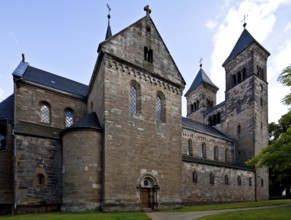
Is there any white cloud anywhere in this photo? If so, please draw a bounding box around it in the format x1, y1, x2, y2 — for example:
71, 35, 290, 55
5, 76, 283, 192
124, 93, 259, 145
207, 0, 291, 122
285, 22, 291, 32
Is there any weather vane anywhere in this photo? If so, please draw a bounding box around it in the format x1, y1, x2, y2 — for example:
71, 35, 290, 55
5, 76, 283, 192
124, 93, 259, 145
107, 4, 111, 19
199, 57, 203, 68
241, 14, 248, 28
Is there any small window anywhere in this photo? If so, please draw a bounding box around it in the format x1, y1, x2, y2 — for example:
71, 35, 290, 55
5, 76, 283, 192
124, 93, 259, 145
156, 96, 162, 121
237, 176, 241, 186
210, 173, 215, 185
36, 174, 45, 186
237, 125, 241, 134
225, 175, 229, 185
192, 171, 198, 184
217, 112, 221, 124
242, 68, 246, 80
214, 146, 218, 161
130, 86, 137, 114
249, 177, 252, 186
0, 122, 7, 151
65, 109, 74, 127
260, 97, 263, 107
237, 71, 241, 83
144, 46, 153, 63
188, 139, 193, 156
203, 144, 207, 157
232, 75, 237, 86
261, 179, 264, 187
40, 102, 50, 124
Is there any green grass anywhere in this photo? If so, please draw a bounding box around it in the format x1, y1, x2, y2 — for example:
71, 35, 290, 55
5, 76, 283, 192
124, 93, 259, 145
196, 206, 291, 220
168, 199, 291, 212
0, 212, 150, 220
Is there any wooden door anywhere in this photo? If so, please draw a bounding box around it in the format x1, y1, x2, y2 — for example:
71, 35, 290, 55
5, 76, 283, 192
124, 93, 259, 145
141, 188, 151, 208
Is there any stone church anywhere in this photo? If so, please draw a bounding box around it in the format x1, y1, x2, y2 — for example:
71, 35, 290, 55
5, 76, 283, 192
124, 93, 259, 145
0, 6, 270, 213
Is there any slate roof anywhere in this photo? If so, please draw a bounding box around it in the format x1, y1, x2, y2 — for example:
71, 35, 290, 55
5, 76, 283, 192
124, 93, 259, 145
67, 112, 103, 130
184, 68, 218, 97
14, 63, 88, 98
0, 94, 14, 121
223, 29, 270, 66
182, 117, 232, 141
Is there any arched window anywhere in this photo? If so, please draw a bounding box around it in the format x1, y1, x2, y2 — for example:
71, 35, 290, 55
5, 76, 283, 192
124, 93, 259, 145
237, 71, 241, 83
249, 177, 252, 186
194, 103, 197, 111
208, 117, 213, 126
65, 108, 74, 127
156, 92, 166, 122
213, 115, 217, 126
217, 112, 221, 123
40, 102, 50, 124
214, 146, 218, 161
36, 173, 45, 186
242, 68, 246, 80
192, 171, 198, 184
232, 75, 237, 86
188, 139, 193, 156
237, 176, 241, 186
225, 175, 229, 185
225, 148, 229, 162
144, 46, 148, 61
210, 173, 215, 185
237, 125, 241, 134
261, 178, 264, 187
202, 143, 206, 159
130, 86, 137, 114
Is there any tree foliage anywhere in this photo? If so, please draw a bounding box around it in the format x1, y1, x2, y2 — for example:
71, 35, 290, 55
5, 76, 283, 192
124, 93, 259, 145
278, 64, 291, 105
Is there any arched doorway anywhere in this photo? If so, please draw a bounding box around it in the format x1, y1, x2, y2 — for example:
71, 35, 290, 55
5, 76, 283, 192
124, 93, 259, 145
139, 175, 159, 210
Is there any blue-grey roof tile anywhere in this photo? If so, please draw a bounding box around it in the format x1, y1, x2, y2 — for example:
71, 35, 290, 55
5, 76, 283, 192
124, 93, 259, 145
223, 29, 270, 66
184, 68, 218, 97
69, 112, 103, 130
22, 65, 88, 98
182, 117, 232, 141
0, 94, 14, 121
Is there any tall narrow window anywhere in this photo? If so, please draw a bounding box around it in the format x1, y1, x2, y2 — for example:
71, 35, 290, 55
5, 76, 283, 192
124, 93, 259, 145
65, 108, 74, 127
237, 176, 241, 186
40, 102, 50, 124
156, 96, 162, 121
155, 92, 166, 122
188, 139, 193, 156
214, 146, 218, 161
130, 86, 137, 114
36, 173, 45, 186
261, 179, 264, 187
225, 175, 229, 185
210, 173, 215, 185
202, 143, 206, 159
192, 171, 198, 184
249, 177, 252, 186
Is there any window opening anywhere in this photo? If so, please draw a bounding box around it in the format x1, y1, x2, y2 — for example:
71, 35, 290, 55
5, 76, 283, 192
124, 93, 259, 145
130, 86, 137, 114
225, 175, 229, 185
65, 109, 74, 127
210, 173, 215, 185
40, 103, 50, 124
192, 171, 198, 184
202, 143, 206, 159
156, 96, 162, 121
214, 146, 218, 161
237, 176, 241, 186
188, 139, 193, 156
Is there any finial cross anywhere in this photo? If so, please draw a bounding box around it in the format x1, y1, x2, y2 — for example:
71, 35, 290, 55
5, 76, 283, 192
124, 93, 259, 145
199, 57, 203, 68
144, 5, 151, 16
241, 14, 248, 28
107, 4, 111, 18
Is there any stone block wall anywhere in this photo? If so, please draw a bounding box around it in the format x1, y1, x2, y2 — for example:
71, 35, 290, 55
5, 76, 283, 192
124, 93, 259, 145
182, 161, 255, 203
14, 135, 62, 211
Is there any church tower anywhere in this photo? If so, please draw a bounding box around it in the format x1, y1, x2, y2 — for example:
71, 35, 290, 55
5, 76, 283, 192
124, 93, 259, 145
223, 23, 270, 200
185, 64, 218, 123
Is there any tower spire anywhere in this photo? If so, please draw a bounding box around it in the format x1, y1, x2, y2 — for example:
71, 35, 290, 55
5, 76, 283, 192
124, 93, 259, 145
105, 4, 112, 40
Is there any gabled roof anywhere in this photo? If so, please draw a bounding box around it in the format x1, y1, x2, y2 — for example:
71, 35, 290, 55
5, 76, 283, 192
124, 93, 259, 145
13, 63, 88, 98
182, 117, 232, 141
223, 29, 270, 66
184, 67, 218, 97
0, 94, 14, 121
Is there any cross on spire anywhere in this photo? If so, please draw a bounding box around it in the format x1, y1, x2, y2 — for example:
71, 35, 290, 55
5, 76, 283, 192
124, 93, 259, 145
107, 4, 111, 20
144, 5, 151, 16
241, 14, 248, 28
199, 57, 203, 68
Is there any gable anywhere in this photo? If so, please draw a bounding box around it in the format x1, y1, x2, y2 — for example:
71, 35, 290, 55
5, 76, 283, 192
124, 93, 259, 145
98, 15, 186, 89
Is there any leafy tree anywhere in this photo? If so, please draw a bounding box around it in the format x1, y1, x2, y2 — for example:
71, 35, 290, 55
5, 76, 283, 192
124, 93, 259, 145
247, 65, 291, 198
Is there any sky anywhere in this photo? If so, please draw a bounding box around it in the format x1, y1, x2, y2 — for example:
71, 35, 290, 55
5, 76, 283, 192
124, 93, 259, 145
1, 0, 291, 123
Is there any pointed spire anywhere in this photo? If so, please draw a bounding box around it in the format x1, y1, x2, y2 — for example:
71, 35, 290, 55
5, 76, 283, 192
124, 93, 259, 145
105, 4, 112, 40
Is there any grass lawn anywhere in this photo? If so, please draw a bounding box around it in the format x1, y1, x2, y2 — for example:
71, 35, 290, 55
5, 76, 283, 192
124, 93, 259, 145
0, 212, 150, 220
196, 206, 291, 220
168, 199, 291, 212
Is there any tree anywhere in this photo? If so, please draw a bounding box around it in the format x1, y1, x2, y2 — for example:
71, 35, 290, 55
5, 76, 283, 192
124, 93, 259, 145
247, 65, 291, 198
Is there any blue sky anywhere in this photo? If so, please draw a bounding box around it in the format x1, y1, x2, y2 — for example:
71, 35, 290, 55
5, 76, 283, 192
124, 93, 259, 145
1, 0, 291, 123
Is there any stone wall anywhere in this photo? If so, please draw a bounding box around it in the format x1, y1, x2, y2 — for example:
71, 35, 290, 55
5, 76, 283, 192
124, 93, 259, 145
62, 129, 103, 211
15, 82, 86, 128
0, 122, 14, 212
14, 135, 62, 211
182, 161, 255, 203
